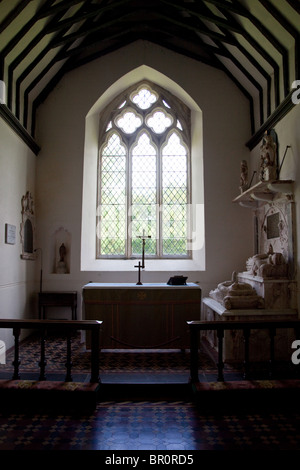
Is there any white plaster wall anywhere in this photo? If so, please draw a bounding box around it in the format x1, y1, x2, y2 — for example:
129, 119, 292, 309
35, 41, 253, 318
0, 119, 37, 350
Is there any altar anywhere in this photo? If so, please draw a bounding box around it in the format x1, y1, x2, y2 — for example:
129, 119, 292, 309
82, 283, 201, 349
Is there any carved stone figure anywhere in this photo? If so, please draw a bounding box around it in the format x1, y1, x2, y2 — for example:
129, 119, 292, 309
59, 243, 66, 262
21, 191, 34, 214
239, 159, 248, 193
209, 271, 264, 309
56, 243, 67, 274
246, 244, 288, 278
20, 191, 36, 260
259, 132, 277, 181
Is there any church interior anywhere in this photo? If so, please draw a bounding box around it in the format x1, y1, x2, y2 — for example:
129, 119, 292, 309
1, 0, 300, 454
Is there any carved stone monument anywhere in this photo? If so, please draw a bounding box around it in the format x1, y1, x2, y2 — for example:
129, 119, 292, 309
203, 154, 297, 362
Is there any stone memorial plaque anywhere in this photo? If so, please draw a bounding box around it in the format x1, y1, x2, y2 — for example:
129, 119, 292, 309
5, 224, 16, 245
267, 212, 280, 239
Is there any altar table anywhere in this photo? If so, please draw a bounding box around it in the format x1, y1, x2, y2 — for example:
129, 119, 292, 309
82, 283, 201, 349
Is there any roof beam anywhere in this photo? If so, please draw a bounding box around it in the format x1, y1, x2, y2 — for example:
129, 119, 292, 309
50, 11, 134, 48
0, 0, 33, 34
159, 0, 245, 34
21, 6, 100, 128
1, 0, 55, 57
259, 0, 300, 80
224, 31, 272, 117
0, 0, 51, 78
0, 0, 55, 109
55, 28, 136, 61
50, 7, 239, 50
0, 0, 295, 143
12, 1, 92, 119
151, 12, 237, 46
285, 0, 300, 14
37, 0, 85, 18
230, 0, 290, 97
216, 6, 280, 111
204, 0, 249, 16
191, 2, 265, 126
46, 0, 133, 33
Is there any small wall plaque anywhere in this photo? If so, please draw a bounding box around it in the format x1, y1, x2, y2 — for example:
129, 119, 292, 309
5, 224, 16, 245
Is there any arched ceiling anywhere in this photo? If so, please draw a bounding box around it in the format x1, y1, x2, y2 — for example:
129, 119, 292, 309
0, 0, 299, 154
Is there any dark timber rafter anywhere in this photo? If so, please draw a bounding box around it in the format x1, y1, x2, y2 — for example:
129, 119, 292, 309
259, 0, 300, 81
0, 0, 32, 35
0, 0, 55, 66
0, 0, 298, 153
286, 0, 300, 14
46, 0, 133, 33
160, 0, 245, 34
232, 0, 290, 98
217, 7, 280, 110
9, 3, 89, 114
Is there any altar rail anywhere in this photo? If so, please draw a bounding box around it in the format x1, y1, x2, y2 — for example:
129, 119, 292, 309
0, 319, 102, 383
187, 319, 300, 383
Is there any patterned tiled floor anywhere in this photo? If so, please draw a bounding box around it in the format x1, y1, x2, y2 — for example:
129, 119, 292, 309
1, 332, 300, 452
0, 398, 300, 451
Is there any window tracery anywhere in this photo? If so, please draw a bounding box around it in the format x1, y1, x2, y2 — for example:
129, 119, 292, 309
97, 81, 191, 259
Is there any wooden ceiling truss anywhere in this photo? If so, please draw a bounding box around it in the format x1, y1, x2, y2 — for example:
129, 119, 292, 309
0, 0, 299, 154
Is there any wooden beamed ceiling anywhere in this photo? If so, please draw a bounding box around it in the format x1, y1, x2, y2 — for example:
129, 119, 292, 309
0, 0, 299, 153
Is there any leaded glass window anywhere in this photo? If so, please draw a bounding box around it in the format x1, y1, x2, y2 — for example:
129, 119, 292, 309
97, 81, 191, 259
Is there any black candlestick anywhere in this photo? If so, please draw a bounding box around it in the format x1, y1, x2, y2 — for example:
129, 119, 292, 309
135, 261, 143, 285
137, 229, 151, 268
135, 231, 151, 285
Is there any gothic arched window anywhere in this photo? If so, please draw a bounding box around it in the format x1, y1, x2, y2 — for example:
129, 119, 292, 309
96, 81, 191, 259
